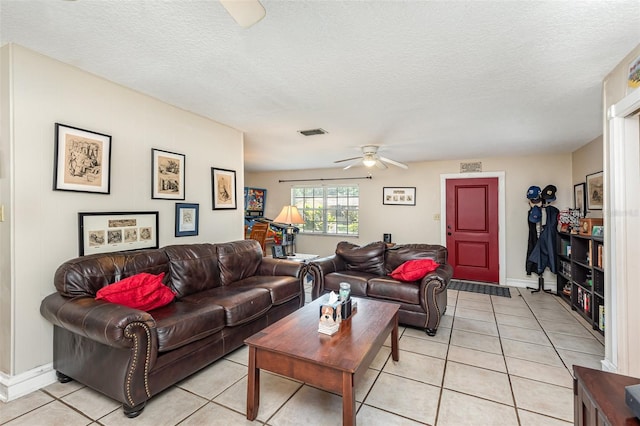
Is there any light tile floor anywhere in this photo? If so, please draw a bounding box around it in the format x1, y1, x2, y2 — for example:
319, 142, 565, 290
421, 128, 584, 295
1, 285, 605, 425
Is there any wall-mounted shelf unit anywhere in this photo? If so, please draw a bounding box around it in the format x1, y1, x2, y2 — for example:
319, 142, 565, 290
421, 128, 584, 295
557, 232, 604, 333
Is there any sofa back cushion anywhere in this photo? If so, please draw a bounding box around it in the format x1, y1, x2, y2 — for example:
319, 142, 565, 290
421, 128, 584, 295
385, 244, 447, 275
335, 241, 386, 276
54, 249, 170, 297
163, 244, 221, 298
217, 240, 263, 286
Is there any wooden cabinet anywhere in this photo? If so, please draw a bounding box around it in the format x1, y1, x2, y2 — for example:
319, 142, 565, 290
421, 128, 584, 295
557, 232, 604, 333
573, 365, 640, 426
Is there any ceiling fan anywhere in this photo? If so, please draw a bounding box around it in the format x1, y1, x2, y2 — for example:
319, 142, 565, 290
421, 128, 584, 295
334, 145, 409, 170
220, 0, 266, 28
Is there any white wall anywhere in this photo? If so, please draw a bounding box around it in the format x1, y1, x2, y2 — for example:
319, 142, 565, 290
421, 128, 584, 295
246, 152, 572, 286
0, 44, 245, 386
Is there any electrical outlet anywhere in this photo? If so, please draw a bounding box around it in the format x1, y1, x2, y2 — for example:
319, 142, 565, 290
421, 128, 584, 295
433, 213, 441, 221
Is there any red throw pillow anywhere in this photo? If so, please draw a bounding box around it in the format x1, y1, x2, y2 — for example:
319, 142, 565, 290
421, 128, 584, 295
95, 272, 175, 311
389, 259, 439, 282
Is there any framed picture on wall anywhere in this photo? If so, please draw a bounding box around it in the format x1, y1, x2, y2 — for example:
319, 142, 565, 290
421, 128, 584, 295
586, 171, 604, 211
54, 123, 112, 194
383, 187, 416, 206
573, 182, 586, 217
152, 149, 185, 200
211, 167, 237, 209
175, 203, 199, 237
78, 211, 158, 256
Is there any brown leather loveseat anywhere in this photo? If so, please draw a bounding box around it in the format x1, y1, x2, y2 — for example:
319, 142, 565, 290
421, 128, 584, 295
40, 239, 305, 418
307, 241, 452, 336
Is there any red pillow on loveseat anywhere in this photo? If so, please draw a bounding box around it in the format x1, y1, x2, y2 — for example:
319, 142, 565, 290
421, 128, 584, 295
95, 272, 175, 311
389, 259, 440, 282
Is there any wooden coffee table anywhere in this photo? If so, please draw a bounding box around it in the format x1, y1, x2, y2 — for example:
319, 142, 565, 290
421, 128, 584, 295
245, 297, 400, 425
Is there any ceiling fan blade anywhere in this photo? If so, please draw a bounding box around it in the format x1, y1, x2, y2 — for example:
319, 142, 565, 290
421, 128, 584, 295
334, 156, 363, 164
343, 159, 362, 170
375, 160, 388, 169
220, 0, 266, 28
379, 156, 409, 169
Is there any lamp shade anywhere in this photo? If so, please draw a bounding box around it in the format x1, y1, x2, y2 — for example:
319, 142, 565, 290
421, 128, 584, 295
273, 205, 304, 224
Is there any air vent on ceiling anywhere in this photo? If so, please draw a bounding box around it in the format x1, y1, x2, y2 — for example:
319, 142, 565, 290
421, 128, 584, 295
298, 128, 328, 136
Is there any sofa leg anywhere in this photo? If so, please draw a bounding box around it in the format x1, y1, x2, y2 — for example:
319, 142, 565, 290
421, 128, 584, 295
123, 402, 146, 418
55, 371, 73, 383
425, 328, 437, 337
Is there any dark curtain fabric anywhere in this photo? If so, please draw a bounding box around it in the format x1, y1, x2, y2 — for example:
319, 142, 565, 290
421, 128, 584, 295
526, 209, 539, 275
527, 205, 559, 274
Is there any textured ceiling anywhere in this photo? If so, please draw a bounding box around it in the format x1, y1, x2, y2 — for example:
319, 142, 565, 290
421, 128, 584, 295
2, 1, 640, 172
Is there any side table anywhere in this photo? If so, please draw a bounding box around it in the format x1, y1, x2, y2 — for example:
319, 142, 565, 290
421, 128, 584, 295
573, 365, 640, 425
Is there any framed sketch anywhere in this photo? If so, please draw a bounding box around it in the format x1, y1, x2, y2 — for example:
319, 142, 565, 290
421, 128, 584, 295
211, 167, 237, 209
383, 187, 416, 206
586, 171, 604, 211
175, 203, 199, 237
152, 149, 185, 200
78, 211, 159, 256
54, 123, 112, 194
573, 182, 586, 217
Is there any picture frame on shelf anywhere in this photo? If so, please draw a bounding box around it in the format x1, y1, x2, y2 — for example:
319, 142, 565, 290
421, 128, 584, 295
586, 171, 604, 211
175, 203, 199, 237
152, 149, 185, 200
573, 182, 586, 217
78, 211, 159, 256
383, 187, 416, 206
211, 167, 237, 209
592, 225, 604, 237
54, 123, 112, 194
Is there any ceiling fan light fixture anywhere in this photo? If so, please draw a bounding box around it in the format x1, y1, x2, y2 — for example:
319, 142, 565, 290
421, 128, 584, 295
362, 155, 377, 167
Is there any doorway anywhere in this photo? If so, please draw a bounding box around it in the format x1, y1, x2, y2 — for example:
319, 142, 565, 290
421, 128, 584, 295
440, 172, 506, 285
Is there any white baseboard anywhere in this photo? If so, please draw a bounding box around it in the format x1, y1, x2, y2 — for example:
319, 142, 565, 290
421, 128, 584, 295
601, 358, 617, 372
0, 364, 57, 403
506, 277, 557, 293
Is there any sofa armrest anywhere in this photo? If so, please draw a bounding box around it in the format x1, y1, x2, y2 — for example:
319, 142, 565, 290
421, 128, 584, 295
419, 263, 453, 334
257, 257, 305, 277
40, 292, 157, 349
307, 255, 346, 300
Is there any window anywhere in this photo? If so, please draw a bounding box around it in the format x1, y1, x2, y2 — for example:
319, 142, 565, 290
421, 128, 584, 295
291, 185, 359, 235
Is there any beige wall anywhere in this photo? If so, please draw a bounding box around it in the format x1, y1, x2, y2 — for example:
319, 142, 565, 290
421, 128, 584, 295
0, 45, 245, 383
572, 135, 604, 219
247, 153, 572, 285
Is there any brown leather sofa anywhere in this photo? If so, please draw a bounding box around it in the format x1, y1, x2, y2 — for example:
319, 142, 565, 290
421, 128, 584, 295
307, 241, 453, 336
40, 240, 305, 418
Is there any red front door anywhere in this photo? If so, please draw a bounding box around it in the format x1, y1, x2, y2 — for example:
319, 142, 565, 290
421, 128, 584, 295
446, 177, 499, 283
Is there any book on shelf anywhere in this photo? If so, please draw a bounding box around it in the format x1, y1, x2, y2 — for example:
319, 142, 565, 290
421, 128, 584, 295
599, 305, 605, 331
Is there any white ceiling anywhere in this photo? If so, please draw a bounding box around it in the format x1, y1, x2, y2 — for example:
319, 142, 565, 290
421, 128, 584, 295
2, 1, 640, 172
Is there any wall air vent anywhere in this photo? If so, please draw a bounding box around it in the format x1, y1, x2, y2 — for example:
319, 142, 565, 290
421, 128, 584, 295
297, 128, 328, 136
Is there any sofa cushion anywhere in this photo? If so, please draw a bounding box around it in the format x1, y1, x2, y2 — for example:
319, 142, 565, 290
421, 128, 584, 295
324, 271, 372, 297
151, 301, 226, 352
385, 244, 447, 274
181, 286, 272, 326
335, 241, 386, 275
95, 272, 176, 311
216, 240, 263, 286
368, 277, 420, 305
163, 244, 221, 298
232, 275, 301, 305
389, 259, 439, 282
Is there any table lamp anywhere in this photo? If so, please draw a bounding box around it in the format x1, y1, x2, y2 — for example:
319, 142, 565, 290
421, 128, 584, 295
273, 205, 304, 256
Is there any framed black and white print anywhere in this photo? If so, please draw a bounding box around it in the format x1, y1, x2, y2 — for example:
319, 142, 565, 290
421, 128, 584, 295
54, 123, 112, 194
573, 182, 586, 218
383, 187, 416, 206
586, 171, 604, 211
152, 149, 185, 200
78, 211, 158, 256
175, 203, 199, 237
211, 167, 237, 209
